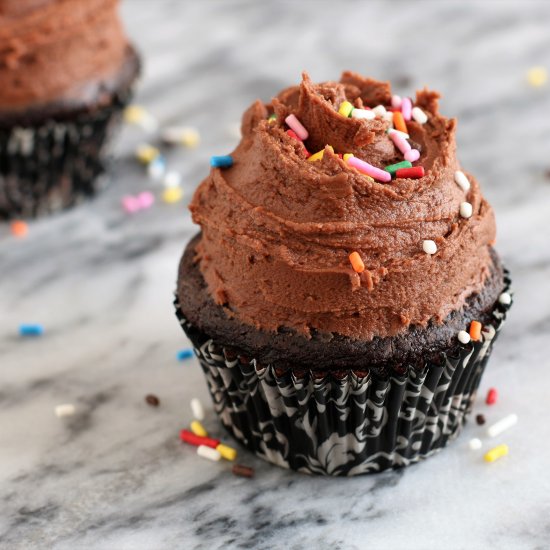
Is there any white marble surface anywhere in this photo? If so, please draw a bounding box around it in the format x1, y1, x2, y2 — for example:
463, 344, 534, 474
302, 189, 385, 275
2, 2, 550, 549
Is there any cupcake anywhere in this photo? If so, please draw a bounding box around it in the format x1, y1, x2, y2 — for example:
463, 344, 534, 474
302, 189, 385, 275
0, 0, 140, 219
175, 72, 513, 476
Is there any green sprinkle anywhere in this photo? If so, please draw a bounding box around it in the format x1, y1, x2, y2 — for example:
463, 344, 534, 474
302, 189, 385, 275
384, 160, 412, 177
268, 113, 277, 122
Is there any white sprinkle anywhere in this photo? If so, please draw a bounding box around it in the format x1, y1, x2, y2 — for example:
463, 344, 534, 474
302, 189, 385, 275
190, 398, 205, 421
488, 414, 518, 438
372, 105, 387, 117
147, 157, 166, 181
458, 330, 471, 344
161, 126, 200, 148
163, 171, 181, 188
391, 95, 402, 109
382, 111, 394, 123
387, 128, 410, 139
197, 445, 221, 462
411, 106, 428, 124
351, 108, 376, 121
460, 202, 473, 218
454, 170, 471, 192
469, 438, 482, 451
498, 292, 512, 306
55, 404, 76, 418
422, 240, 437, 255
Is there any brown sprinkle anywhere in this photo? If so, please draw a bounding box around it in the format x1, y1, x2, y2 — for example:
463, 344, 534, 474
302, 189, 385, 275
232, 464, 255, 478
145, 394, 160, 407
476, 414, 486, 426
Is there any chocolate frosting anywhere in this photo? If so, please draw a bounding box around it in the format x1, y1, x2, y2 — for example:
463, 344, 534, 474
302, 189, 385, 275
189, 72, 497, 341
0, 0, 131, 111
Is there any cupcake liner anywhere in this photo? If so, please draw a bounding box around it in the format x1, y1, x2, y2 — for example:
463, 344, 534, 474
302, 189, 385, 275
175, 273, 512, 476
0, 75, 137, 219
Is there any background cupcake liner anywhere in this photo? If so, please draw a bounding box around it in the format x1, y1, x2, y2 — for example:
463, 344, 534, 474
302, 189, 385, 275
0, 80, 136, 220
175, 274, 512, 476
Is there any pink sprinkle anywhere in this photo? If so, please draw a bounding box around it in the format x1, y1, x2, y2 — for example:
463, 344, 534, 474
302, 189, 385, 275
137, 191, 155, 209
391, 95, 402, 109
347, 156, 391, 182
401, 97, 412, 121
285, 114, 309, 140
389, 131, 411, 154
122, 195, 140, 214
405, 149, 420, 162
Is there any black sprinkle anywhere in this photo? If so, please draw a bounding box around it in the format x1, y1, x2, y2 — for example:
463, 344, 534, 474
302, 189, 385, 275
476, 414, 486, 425
145, 394, 160, 407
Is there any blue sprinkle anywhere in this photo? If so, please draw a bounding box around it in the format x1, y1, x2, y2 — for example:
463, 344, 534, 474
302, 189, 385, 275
177, 348, 194, 361
19, 324, 44, 337
210, 155, 233, 168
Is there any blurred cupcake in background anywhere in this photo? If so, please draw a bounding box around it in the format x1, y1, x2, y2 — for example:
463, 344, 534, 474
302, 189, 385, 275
0, 0, 140, 219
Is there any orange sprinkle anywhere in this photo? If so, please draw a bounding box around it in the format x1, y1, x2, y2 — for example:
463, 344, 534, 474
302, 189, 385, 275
393, 111, 408, 134
349, 251, 365, 273
10, 220, 28, 238
469, 320, 482, 341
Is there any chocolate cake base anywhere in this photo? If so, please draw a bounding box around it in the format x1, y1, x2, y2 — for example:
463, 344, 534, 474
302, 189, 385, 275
0, 46, 140, 220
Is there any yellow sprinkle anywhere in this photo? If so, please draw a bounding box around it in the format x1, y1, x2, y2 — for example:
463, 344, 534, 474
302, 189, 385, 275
162, 187, 183, 204
135, 144, 160, 164
484, 444, 509, 463
343, 153, 354, 162
216, 443, 237, 461
338, 101, 354, 117
190, 420, 208, 437
180, 128, 200, 148
124, 105, 149, 124
308, 145, 334, 162
527, 66, 548, 87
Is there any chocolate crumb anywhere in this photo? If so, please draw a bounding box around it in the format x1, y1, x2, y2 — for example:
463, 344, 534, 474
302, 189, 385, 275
476, 414, 486, 425
145, 394, 160, 407
232, 464, 255, 478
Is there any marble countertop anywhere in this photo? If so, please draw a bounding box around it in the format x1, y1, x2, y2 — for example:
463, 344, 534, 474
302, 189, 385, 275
2, 2, 550, 549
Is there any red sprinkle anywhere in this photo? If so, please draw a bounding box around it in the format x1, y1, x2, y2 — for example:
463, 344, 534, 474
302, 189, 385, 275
396, 166, 425, 179
180, 429, 220, 449
286, 129, 301, 141
486, 388, 498, 405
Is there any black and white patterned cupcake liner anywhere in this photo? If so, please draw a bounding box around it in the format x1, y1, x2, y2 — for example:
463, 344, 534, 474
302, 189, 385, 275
0, 76, 137, 220
175, 274, 512, 476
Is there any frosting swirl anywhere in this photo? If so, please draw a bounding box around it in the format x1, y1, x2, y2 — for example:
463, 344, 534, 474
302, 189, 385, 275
190, 72, 497, 341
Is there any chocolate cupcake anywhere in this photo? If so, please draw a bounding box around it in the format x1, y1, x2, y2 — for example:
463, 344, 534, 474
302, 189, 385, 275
0, 0, 140, 219
175, 72, 513, 475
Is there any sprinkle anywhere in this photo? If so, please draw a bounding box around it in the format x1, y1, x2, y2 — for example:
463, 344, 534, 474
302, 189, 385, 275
308, 145, 333, 162
389, 131, 411, 155
216, 443, 237, 461
232, 464, 255, 478
343, 153, 354, 162
197, 445, 222, 462
498, 292, 512, 306
147, 157, 166, 181
396, 166, 425, 179
476, 414, 486, 425
391, 95, 402, 109
349, 251, 365, 273
136, 144, 160, 165
372, 105, 387, 117
387, 128, 410, 139
454, 170, 470, 192
385, 160, 412, 177
460, 202, 473, 219
469, 320, 482, 341
338, 101, 354, 117
137, 191, 155, 210
486, 387, 498, 405
161, 126, 200, 148
393, 111, 408, 134
286, 129, 301, 141
163, 171, 182, 188
401, 97, 412, 121
190, 398, 205, 421
346, 156, 391, 182
527, 66, 548, 88
268, 113, 277, 123
10, 220, 28, 238
124, 105, 158, 131
210, 155, 233, 168
382, 111, 394, 123
19, 324, 44, 337
55, 404, 75, 418
422, 240, 437, 255
177, 348, 194, 361
285, 114, 309, 140
351, 109, 376, 121
122, 195, 140, 214
190, 420, 208, 437
412, 106, 428, 124
484, 444, 509, 463
145, 394, 160, 407
488, 413, 518, 438
469, 438, 482, 451
180, 429, 220, 449
404, 149, 420, 162
162, 187, 184, 204
457, 330, 471, 344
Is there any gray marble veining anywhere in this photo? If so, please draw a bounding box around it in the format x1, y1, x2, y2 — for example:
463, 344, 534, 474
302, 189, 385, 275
2, 1, 550, 549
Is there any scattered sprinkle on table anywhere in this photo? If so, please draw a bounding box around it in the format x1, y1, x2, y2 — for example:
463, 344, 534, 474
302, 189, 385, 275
163, 171, 182, 188
190, 420, 208, 437
180, 429, 220, 449
135, 144, 160, 164
147, 156, 166, 181
145, 394, 160, 407
162, 187, 183, 204
232, 464, 255, 478
498, 292, 512, 305
197, 445, 222, 462
484, 444, 508, 463
487, 413, 518, 438
55, 403, 76, 418
460, 202, 473, 219
454, 170, 470, 192
10, 220, 28, 238
19, 324, 44, 337
422, 240, 437, 255
190, 398, 205, 421
177, 348, 194, 361
210, 155, 233, 168
469, 320, 482, 341
469, 438, 482, 451
527, 66, 548, 88
457, 330, 471, 344
124, 105, 158, 131
476, 414, 486, 425
216, 443, 237, 461
161, 126, 200, 148
486, 387, 498, 405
